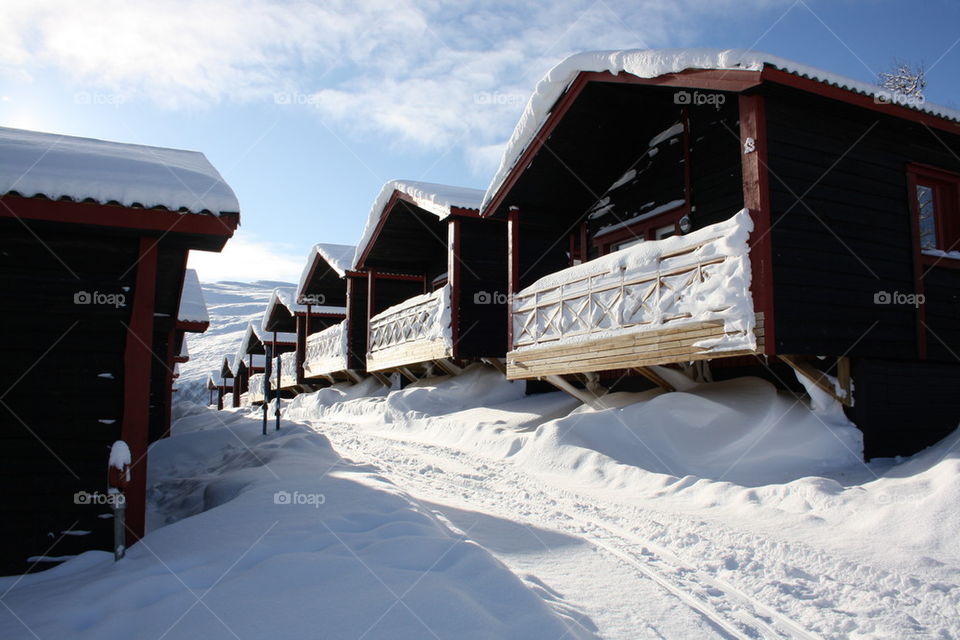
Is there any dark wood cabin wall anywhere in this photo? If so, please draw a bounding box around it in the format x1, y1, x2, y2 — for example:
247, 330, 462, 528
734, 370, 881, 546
345, 276, 368, 370
923, 267, 960, 360
688, 103, 744, 228
584, 112, 685, 243
456, 218, 508, 359
517, 217, 573, 291
372, 278, 424, 315
764, 85, 960, 359
851, 358, 960, 459
148, 329, 171, 442
0, 221, 138, 574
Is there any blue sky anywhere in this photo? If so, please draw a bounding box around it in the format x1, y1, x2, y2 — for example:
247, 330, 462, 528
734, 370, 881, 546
2, 0, 958, 282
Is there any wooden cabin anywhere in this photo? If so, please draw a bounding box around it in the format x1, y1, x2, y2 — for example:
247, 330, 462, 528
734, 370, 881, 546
219, 357, 236, 408
264, 284, 346, 390
233, 323, 268, 405
167, 268, 209, 425
480, 48, 960, 459
206, 373, 222, 407
297, 244, 364, 384
353, 181, 509, 381
258, 295, 299, 394
0, 126, 238, 574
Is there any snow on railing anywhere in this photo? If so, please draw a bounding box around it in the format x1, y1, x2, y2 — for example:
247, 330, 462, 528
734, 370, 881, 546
303, 320, 349, 377
248, 373, 266, 403
279, 351, 298, 388
368, 284, 451, 355
511, 209, 756, 353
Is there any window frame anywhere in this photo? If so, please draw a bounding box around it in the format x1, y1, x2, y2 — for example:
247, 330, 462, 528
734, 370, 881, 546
595, 204, 688, 254
908, 163, 960, 265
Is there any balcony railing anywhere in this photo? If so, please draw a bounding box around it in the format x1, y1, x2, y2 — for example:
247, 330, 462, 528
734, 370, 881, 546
247, 373, 266, 403
367, 284, 452, 371
278, 351, 298, 389
509, 210, 759, 375
303, 320, 349, 378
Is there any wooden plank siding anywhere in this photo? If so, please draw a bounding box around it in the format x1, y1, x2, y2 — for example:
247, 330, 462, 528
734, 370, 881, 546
507, 313, 764, 379
454, 217, 508, 359
366, 339, 453, 373
0, 221, 136, 574
763, 84, 960, 360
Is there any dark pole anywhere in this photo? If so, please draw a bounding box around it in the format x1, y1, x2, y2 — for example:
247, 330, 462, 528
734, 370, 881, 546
274, 332, 281, 431
262, 344, 272, 435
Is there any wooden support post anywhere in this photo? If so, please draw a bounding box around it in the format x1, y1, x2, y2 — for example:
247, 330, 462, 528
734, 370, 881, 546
371, 372, 392, 387
633, 367, 675, 392
367, 268, 377, 357
544, 375, 607, 410
449, 218, 462, 359
433, 359, 462, 377
345, 369, 364, 384
121, 236, 157, 544
739, 94, 776, 356
780, 355, 853, 407
482, 357, 507, 376
399, 367, 418, 383
507, 206, 520, 352
295, 314, 307, 385
836, 356, 852, 403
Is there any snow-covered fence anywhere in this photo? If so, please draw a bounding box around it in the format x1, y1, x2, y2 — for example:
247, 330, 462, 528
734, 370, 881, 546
303, 320, 349, 378
508, 210, 760, 376
248, 374, 266, 403
278, 351, 298, 389
366, 285, 452, 371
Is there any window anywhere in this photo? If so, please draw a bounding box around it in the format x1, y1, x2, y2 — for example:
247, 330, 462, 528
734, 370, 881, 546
594, 205, 685, 255
916, 183, 937, 249
909, 164, 960, 258
612, 237, 645, 251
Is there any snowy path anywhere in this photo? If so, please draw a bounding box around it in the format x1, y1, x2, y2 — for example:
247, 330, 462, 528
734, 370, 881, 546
310, 421, 956, 640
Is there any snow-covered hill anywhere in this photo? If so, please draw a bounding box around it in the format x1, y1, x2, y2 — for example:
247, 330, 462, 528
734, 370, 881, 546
177, 280, 294, 403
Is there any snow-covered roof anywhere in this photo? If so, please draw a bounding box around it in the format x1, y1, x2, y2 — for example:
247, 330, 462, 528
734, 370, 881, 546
265, 287, 343, 323
0, 126, 239, 215
297, 242, 356, 297
482, 48, 960, 210
177, 269, 209, 324
233, 323, 266, 372
257, 293, 298, 344
354, 180, 484, 267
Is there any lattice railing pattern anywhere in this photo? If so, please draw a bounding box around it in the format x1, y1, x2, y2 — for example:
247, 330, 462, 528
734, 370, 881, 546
248, 373, 266, 401
512, 215, 753, 351
304, 321, 348, 373
279, 351, 298, 386
369, 285, 450, 354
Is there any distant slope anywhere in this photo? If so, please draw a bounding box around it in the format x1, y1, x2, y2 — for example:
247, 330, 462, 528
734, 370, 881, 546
177, 280, 294, 403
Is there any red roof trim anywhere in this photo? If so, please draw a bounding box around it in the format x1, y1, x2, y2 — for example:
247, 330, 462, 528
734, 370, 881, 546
0, 195, 239, 240
760, 67, 960, 135
176, 319, 209, 333
481, 65, 960, 218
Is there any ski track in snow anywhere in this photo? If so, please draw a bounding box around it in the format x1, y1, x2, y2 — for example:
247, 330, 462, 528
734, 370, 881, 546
307, 421, 956, 640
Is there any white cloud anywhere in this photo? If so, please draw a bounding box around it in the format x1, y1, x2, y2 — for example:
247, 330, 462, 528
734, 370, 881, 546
2, 0, 786, 173
187, 230, 302, 284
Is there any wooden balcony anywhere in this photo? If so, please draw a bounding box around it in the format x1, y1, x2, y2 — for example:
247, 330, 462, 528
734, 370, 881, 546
507, 210, 763, 379
247, 373, 266, 404
303, 320, 350, 379
366, 285, 452, 373
278, 352, 298, 390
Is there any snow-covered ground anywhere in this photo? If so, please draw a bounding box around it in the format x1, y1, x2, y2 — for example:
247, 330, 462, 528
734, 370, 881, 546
4, 281, 958, 639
